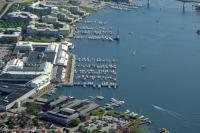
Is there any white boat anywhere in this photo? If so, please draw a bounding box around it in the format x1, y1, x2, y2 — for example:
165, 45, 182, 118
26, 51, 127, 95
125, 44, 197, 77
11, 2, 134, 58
111, 98, 117, 102
132, 50, 136, 56
152, 105, 165, 111
111, 102, 120, 107
132, 113, 138, 117
46, 92, 52, 96
159, 128, 170, 133
195, 4, 200, 10
142, 118, 149, 121
139, 115, 145, 119
141, 65, 145, 69
105, 104, 114, 109
46, 88, 57, 96
96, 95, 104, 100
106, 103, 111, 106
129, 31, 134, 35
125, 109, 130, 114
89, 96, 94, 99
111, 98, 125, 105
129, 112, 135, 116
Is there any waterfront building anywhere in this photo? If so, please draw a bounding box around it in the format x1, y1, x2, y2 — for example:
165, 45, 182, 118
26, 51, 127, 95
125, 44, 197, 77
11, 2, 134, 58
26, 74, 51, 90
0, 41, 73, 111
41, 15, 58, 24
0, 27, 22, 43
42, 96, 99, 126
57, 12, 74, 23
41, 0, 69, 5
26, 2, 52, 16
112, 0, 132, 3
1, 61, 53, 82
6, 11, 39, 24
69, 0, 81, 6
0, 83, 36, 111
65, 5, 86, 16
27, 21, 71, 37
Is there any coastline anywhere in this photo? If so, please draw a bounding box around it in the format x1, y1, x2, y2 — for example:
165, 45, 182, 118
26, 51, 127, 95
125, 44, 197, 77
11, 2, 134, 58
66, 3, 157, 132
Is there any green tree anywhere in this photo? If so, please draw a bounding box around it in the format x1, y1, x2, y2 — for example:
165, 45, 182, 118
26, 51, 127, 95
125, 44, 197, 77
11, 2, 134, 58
92, 129, 101, 133
8, 124, 14, 129
68, 118, 80, 127
32, 117, 40, 127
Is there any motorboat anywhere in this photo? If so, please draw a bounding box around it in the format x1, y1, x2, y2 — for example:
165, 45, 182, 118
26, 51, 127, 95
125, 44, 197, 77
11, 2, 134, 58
111, 98, 125, 104
159, 128, 170, 133
139, 115, 145, 119
141, 65, 145, 69
125, 109, 130, 114
96, 95, 104, 100
195, 4, 200, 10
132, 50, 136, 56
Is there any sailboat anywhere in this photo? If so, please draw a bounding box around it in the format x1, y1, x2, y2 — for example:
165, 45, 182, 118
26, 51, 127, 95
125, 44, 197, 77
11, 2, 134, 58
195, 3, 200, 10
132, 50, 136, 56
113, 28, 120, 41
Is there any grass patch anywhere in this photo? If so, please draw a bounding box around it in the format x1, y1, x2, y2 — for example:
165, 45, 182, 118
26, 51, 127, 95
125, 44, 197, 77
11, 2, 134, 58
91, 108, 105, 116
68, 118, 80, 127
24, 102, 42, 115
134, 128, 144, 133
81, 6, 95, 13
106, 110, 130, 120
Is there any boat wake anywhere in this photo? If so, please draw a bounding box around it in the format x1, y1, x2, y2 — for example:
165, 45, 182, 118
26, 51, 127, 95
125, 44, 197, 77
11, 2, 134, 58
152, 105, 200, 129
152, 105, 184, 119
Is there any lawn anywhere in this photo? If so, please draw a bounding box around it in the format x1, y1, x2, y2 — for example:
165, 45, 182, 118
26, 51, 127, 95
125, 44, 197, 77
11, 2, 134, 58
91, 108, 105, 116
23, 36, 57, 43
106, 110, 130, 120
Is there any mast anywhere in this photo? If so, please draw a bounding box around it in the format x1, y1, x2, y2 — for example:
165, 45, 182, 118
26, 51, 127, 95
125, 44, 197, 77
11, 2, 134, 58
114, 27, 120, 41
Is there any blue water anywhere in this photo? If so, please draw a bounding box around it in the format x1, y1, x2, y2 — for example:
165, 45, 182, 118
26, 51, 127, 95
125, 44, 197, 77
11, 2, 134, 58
52, 0, 200, 132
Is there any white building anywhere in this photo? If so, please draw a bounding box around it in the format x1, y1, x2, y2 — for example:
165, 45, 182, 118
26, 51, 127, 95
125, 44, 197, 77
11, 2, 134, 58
0, 27, 22, 43
6, 11, 39, 24
55, 44, 69, 66
26, 74, 51, 90
3, 59, 24, 71
27, 21, 71, 37
41, 0, 69, 5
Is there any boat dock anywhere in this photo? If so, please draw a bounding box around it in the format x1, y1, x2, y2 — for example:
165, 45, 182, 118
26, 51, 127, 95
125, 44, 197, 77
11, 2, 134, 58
73, 20, 117, 42
74, 56, 118, 89
107, 2, 144, 11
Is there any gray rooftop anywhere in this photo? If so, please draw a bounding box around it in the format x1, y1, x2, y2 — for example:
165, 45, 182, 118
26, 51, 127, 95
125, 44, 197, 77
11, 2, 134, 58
0, 83, 33, 107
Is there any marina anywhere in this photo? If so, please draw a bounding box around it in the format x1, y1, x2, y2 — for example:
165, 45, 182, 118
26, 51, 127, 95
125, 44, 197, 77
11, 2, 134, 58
107, 2, 144, 11
70, 1, 200, 132
74, 56, 118, 89
73, 20, 118, 41
0, 0, 199, 132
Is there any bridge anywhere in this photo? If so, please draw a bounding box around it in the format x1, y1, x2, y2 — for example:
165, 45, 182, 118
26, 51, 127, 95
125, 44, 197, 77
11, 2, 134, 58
176, 0, 200, 12
147, 0, 200, 12
177, 0, 200, 3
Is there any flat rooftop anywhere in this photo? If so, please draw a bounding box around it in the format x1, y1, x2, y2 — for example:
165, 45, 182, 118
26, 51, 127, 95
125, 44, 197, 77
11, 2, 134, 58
0, 83, 33, 107
26, 51, 56, 65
